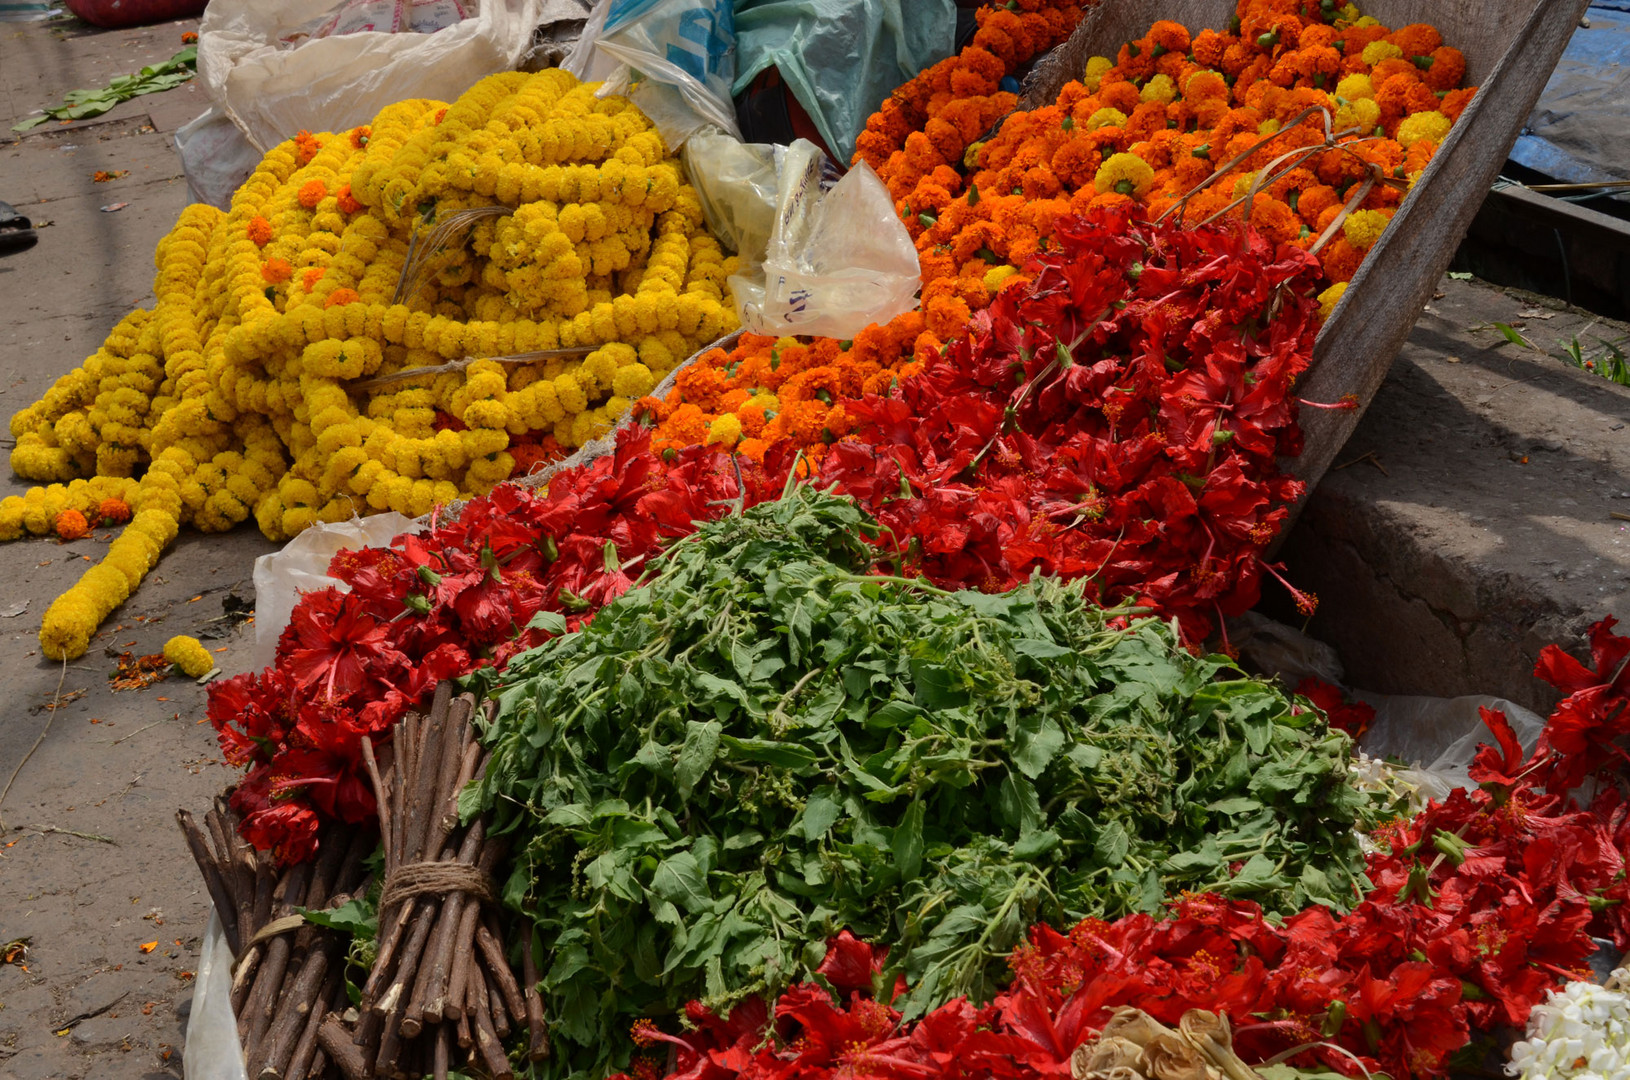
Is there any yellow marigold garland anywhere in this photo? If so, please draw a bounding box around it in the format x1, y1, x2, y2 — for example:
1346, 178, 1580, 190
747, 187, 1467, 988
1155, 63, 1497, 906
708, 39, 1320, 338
164, 634, 215, 678
8, 70, 739, 659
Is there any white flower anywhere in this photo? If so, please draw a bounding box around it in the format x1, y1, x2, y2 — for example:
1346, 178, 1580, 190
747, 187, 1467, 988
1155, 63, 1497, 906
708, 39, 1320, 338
1509, 974, 1630, 1079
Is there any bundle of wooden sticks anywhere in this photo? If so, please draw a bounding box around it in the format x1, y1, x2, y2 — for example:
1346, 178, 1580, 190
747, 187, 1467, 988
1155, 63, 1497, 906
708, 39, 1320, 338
176, 802, 371, 1080
180, 684, 546, 1080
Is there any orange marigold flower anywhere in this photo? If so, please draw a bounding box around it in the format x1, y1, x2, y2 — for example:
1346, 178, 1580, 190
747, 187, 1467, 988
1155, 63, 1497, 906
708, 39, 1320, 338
1244, 196, 1300, 245
293, 130, 322, 166
336, 184, 363, 214
1319, 236, 1365, 283
297, 179, 328, 209
181, 30, 198, 44
349, 125, 371, 149
261, 257, 294, 284
55, 509, 90, 540
98, 497, 132, 525
324, 288, 361, 308
1191, 28, 1230, 68
247, 216, 274, 247
302, 267, 326, 291
1420, 46, 1466, 92
1388, 23, 1443, 57
1440, 86, 1477, 122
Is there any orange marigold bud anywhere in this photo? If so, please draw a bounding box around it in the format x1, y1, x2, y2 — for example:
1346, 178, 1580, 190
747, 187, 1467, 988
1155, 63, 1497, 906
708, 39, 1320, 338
297, 180, 328, 209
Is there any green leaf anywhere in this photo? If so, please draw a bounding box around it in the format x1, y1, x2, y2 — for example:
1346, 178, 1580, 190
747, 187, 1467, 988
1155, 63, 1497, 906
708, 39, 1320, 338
799, 790, 842, 841
673, 720, 722, 796
891, 800, 925, 880
1009, 712, 1065, 778
527, 610, 569, 635
296, 898, 376, 940
721, 734, 818, 770
649, 851, 712, 912
1093, 820, 1131, 867
1012, 829, 1060, 862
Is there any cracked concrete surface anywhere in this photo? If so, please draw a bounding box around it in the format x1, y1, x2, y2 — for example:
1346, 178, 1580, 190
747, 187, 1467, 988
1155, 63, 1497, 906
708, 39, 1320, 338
1278, 277, 1630, 714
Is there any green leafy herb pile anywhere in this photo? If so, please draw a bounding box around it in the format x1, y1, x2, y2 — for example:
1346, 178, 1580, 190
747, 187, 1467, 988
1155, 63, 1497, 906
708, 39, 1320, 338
466, 487, 1382, 1077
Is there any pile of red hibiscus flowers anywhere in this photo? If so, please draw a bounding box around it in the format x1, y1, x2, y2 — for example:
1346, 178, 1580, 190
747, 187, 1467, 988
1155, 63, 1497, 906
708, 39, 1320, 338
618, 618, 1630, 1080
209, 207, 1332, 862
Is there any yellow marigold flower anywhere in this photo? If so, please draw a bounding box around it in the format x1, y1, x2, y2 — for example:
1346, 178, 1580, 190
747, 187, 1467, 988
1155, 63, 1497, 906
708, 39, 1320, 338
705, 413, 743, 448
1318, 282, 1348, 322
164, 634, 215, 677
1361, 40, 1404, 66
1335, 73, 1375, 101
1086, 107, 1129, 131
1139, 74, 1177, 105
1395, 110, 1452, 148
1343, 208, 1392, 250
1334, 98, 1381, 134
1094, 152, 1155, 197
1082, 56, 1114, 92
984, 265, 1020, 292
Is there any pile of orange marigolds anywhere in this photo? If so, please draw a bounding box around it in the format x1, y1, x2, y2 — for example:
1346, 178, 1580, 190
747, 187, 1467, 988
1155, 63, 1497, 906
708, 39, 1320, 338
641, 0, 1471, 472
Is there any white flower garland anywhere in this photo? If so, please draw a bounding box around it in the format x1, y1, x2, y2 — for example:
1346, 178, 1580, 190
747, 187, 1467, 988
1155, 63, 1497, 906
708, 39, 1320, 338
1508, 971, 1630, 1080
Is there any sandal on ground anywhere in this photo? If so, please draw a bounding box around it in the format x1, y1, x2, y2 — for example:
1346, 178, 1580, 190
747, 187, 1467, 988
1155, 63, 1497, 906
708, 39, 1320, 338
0, 201, 38, 254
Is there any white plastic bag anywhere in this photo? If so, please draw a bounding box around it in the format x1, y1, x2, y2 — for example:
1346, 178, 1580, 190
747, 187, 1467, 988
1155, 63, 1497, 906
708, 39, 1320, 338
565, 0, 740, 145
1356, 692, 1548, 797
182, 907, 249, 1080
250, 512, 423, 672
728, 140, 921, 339
197, 0, 547, 152
176, 107, 264, 210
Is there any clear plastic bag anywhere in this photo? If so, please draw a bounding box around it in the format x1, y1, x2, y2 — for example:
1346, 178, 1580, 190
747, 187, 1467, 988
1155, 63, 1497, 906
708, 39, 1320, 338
250, 512, 423, 672
565, 0, 739, 145
182, 907, 249, 1080
727, 139, 921, 340
682, 132, 783, 264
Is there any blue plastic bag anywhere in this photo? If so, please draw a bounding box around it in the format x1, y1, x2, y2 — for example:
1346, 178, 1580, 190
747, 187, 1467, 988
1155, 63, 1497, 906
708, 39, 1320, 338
732, 0, 956, 162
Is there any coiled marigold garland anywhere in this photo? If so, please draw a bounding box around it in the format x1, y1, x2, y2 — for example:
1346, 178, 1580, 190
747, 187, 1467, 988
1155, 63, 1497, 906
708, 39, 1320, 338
6, 69, 738, 660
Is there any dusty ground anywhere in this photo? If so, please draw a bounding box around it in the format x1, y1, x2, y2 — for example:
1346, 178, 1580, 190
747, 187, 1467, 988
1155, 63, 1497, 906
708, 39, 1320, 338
0, 11, 1627, 1080
0, 13, 276, 1080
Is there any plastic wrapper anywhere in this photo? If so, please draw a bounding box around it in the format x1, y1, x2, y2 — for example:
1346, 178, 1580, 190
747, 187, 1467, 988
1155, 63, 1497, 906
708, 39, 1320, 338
250, 512, 423, 672
196, 0, 549, 151
175, 107, 263, 211
565, 0, 739, 145
182, 907, 248, 1080
727, 139, 921, 340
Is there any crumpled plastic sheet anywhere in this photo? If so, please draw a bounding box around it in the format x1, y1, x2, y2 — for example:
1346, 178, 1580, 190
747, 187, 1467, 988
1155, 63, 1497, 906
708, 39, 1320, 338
1509, 2, 1630, 200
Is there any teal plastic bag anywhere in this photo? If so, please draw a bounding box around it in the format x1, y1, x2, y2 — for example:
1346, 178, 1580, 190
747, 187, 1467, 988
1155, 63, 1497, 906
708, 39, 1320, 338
731, 0, 955, 163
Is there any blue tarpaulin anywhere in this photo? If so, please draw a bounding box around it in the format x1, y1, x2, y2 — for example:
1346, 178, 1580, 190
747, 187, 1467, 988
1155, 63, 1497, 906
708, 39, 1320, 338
1508, 3, 1630, 197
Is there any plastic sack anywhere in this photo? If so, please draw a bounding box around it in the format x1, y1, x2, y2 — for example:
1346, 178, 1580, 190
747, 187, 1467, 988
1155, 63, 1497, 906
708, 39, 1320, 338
728, 139, 921, 339
196, 0, 548, 152
182, 907, 249, 1080
1356, 691, 1549, 798
176, 107, 263, 211
250, 512, 423, 672
565, 0, 739, 145
731, 0, 956, 163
